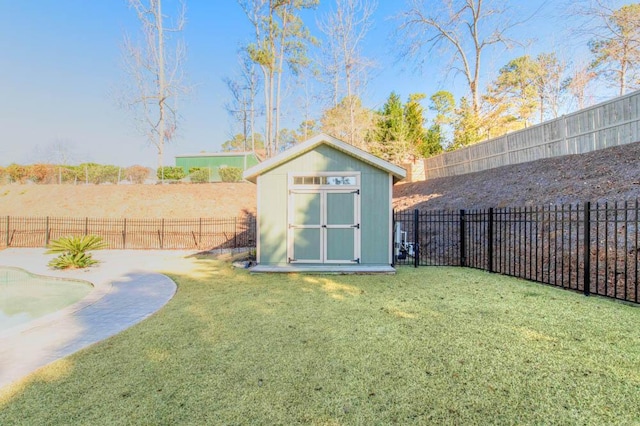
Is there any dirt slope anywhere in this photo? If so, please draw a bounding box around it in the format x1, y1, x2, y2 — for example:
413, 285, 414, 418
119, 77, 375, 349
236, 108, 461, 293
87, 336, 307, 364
0, 183, 256, 218
394, 141, 640, 212
2, 142, 639, 218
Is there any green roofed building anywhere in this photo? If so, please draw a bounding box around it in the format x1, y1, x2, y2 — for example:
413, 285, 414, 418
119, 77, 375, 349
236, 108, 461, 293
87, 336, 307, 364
243, 133, 406, 273
175, 152, 260, 182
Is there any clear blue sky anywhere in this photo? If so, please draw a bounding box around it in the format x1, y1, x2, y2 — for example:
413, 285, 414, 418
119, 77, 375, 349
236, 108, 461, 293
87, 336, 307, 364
0, 0, 627, 168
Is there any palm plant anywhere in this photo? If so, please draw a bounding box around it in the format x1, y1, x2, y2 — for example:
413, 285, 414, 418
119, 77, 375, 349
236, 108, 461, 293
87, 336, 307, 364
47, 235, 107, 269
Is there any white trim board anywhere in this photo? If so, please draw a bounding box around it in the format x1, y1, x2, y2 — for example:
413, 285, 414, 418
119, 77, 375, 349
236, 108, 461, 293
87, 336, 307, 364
243, 133, 406, 183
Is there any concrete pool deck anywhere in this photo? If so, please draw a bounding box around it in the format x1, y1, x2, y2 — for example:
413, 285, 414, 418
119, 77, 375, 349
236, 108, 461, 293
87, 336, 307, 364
0, 248, 198, 389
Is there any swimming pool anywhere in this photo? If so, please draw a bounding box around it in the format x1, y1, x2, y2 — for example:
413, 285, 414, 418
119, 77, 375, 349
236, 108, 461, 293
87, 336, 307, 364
0, 266, 93, 332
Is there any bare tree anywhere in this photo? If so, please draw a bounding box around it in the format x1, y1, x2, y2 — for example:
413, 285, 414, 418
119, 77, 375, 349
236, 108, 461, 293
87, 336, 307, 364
320, 96, 376, 149
317, 0, 376, 146
578, 1, 640, 96
121, 0, 188, 175
534, 52, 568, 121
225, 53, 262, 152
567, 61, 597, 110
317, 26, 342, 108
398, 0, 537, 114
46, 138, 78, 165
294, 67, 320, 142
224, 77, 251, 152
29, 138, 77, 165
238, 0, 318, 157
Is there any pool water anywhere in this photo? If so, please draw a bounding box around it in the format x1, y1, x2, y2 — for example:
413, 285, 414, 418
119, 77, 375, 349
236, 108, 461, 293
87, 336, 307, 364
0, 266, 93, 332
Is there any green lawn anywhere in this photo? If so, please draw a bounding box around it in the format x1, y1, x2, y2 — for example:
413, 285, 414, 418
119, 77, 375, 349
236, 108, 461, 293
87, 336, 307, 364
1, 257, 639, 424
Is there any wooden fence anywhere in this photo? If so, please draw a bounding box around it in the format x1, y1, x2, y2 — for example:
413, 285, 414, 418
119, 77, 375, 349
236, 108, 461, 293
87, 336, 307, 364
424, 90, 640, 179
0, 216, 256, 250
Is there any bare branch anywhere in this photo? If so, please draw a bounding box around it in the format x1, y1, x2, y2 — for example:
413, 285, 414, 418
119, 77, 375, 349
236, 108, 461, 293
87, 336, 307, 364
237, 0, 318, 157
571, 1, 640, 95
119, 0, 189, 172
397, 0, 538, 113
317, 0, 377, 147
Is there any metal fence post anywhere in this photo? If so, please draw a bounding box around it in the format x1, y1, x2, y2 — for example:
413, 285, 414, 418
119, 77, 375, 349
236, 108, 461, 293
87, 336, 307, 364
6, 216, 9, 247
45, 216, 50, 247
414, 209, 419, 268
391, 209, 395, 267
161, 218, 165, 249
583, 202, 591, 296
487, 208, 494, 273
460, 209, 466, 267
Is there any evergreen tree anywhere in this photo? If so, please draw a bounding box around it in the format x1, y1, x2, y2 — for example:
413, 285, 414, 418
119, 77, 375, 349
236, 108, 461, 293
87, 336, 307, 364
404, 93, 426, 152
429, 90, 455, 149
421, 124, 445, 157
371, 92, 408, 164
452, 97, 482, 150
485, 55, 540, 129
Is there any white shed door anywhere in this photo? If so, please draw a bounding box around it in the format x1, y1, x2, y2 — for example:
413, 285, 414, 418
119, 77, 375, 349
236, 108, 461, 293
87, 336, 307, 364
288, 190, 360, 263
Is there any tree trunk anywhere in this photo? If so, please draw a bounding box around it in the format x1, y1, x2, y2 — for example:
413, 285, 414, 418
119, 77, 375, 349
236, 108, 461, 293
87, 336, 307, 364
156, 0, 166, 179
274, 6, 290, 155
250, 77, 256, 152
260, 65, 272, 157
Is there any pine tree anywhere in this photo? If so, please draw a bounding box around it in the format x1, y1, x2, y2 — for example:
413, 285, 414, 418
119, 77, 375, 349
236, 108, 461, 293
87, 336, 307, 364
371, 92, 407, 164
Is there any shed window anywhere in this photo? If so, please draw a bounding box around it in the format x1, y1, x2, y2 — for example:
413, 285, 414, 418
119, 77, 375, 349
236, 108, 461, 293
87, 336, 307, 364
292, 175, 357, 186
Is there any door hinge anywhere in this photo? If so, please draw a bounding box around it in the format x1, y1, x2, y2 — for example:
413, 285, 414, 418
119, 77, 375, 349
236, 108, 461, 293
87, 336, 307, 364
351, 223, 360, 229
352, 189, 360, 195
288, 257, 295, 263
353, 258, 360, 263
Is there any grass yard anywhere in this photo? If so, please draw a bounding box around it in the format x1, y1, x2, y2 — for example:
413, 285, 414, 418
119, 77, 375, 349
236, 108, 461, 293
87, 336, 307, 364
1, 258, 639, 424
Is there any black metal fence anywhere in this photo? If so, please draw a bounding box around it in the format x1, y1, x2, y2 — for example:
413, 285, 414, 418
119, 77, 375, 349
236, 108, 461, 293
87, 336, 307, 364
394, 201, 640, 305
0, 216, 256, 251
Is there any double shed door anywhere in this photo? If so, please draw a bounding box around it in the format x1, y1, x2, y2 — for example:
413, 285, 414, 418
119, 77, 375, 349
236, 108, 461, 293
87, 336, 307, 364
289, 190, 360, 263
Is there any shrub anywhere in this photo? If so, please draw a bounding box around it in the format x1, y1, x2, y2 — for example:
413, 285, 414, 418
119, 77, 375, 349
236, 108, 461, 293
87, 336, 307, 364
47, 235, 107, 269
28, 163, 57, 184
126, 165, 151, 184
6, 163, 27, 183
59, 166, 80, 184
93, 164, 119, 184
48, 252, 99, 269
189, 168, 210, 183
157, 166, 185, 181
76, 163, 120, 184
219, 167, 243, 182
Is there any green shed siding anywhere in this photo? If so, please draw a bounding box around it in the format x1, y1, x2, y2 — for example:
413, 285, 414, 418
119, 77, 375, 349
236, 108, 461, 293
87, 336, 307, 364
360, 172, 390, 264
257, 173, 288, 264
176, 153, 259, 182
257, 144, 391, 265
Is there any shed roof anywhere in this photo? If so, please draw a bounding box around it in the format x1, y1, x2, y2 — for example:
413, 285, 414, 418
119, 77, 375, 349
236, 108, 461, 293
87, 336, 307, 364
243, 133, 406, 183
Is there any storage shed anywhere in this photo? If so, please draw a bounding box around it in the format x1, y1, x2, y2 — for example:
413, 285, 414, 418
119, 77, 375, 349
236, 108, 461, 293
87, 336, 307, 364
175, 152, 260, 182
243, 133, 406, 273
